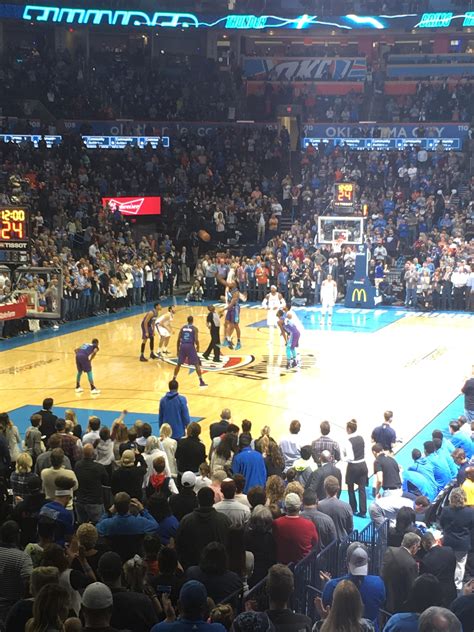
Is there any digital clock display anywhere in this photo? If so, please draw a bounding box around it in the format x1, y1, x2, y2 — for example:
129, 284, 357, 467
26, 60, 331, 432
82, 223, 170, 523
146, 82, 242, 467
334, 183, 355, 208
0, 207, 30, 264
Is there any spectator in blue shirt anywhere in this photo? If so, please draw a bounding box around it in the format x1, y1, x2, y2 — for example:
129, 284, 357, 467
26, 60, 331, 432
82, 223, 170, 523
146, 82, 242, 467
159, 379, 191, 440
424, 441, 452, 491
403, 469, 438, 502
433, 437, 457, 480
432, 431, 457, 478
231, 435, 267, 493
408, 449, 438, 497
96, 492, 158, 537
38, 475, 75, 546
322, 542, 386, 631
371, 412, 396, 452
151, 580, 226, 632
449, 421, 473, 459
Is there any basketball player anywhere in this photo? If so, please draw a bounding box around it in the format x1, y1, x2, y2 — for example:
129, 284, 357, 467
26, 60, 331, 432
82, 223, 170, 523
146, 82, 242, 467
276, 310, 301, 370
262, 285, 286, 342
216, 274, 244, 350
140, 302, 161, 362
75, 338, 100, 394
155, 305, 175, 357
174, 315, 207, 387
320, 274, 337, 326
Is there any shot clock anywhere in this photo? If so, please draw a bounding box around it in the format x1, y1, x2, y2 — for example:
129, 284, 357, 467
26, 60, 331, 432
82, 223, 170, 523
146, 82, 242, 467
0, 207, 30, 264
334, 182, 355, 210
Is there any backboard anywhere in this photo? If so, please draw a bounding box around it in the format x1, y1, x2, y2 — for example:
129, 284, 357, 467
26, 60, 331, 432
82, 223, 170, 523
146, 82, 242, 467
317, 216, 364, 245
10, 267, 63, 319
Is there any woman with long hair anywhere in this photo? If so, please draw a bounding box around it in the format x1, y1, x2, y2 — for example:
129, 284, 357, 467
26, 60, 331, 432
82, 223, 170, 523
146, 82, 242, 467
264, 441, 285, 478
25, 583, 70, 632
64, 410, 82, 439
159, 423, 177, 478
254, 425, 276, 453
111, 419, 129, 461
316, 579, 375, 631
387, 506, 421, 548
227, 526, 254, 593
0, 412, 21, 467
210, 434, 233, 475
243, 505, 276, 587
265, 475, 285, 507
440, 487, 474, 590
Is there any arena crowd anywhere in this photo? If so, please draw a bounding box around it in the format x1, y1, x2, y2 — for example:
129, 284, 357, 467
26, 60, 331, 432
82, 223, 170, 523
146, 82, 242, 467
0, 394, 472, 632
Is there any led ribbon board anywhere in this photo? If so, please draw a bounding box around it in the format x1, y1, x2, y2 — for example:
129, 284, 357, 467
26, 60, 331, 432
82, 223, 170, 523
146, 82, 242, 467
302, 137, 462, 151
14, 5, 474, 30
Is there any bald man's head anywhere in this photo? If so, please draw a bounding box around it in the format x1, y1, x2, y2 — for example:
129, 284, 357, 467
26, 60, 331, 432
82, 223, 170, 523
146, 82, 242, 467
83, 444, 95, 459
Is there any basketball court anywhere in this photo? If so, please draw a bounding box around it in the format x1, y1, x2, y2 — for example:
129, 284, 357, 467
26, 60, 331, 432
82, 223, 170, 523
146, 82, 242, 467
1, 299, 472, 463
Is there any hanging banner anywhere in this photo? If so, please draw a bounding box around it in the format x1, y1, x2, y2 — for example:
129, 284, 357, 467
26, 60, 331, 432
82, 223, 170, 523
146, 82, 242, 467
243, 57, 367, 81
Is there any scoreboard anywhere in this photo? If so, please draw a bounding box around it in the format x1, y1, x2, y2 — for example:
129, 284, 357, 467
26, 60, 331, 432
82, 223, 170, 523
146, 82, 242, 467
334, 182, 355, 210
0, 207, 30, 264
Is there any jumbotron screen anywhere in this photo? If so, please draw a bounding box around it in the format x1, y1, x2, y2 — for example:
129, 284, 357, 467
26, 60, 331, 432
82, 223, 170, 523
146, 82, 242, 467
102, 196, 161, 216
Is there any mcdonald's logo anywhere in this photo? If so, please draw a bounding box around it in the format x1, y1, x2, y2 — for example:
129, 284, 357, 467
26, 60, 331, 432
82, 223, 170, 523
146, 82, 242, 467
352, 288, 367, 302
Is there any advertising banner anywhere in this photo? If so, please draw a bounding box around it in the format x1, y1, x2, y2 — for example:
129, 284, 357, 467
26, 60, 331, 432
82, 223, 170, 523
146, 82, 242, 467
102, 197, 161, 216
302, 123, 470, 140
63, 120, 277, 137
243, 57, 367, 81
0, 302, 27, 321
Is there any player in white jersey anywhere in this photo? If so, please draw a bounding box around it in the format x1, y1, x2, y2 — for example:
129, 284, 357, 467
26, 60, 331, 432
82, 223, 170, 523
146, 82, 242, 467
155, 305, 176, 356
320, 274, 337, 325
262, 285, 286, 341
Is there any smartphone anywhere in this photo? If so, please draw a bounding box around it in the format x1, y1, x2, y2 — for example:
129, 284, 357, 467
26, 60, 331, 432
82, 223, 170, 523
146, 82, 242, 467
155, 585, 172, 594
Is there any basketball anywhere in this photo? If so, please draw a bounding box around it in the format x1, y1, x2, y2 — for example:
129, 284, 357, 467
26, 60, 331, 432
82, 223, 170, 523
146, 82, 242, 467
198, 229, 211, 242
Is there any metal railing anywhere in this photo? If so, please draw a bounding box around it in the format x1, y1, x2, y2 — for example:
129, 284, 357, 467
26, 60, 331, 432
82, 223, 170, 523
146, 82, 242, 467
243, 520, 389, 618
293, 539, 339, 617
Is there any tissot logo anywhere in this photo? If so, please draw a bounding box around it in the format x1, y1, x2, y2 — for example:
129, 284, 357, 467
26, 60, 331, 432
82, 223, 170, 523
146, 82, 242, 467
162, 354, 255, 373
108, 198, 145, 215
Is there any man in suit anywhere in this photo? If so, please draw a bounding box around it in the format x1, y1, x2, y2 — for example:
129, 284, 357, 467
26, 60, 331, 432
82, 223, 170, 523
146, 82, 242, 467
209, 409, 231, 441
420, 532, 457, 607
381, 532, 420, 613
305, 450, 342, 500
34, 398, 58, 442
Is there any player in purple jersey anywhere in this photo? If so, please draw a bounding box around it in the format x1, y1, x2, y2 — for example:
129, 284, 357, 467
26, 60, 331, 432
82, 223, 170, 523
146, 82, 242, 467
276, 310, 301, 370
140, 302, 161, 362
216, 274, 245, 350
173, 315, 207, 387
75, 338, 100, 394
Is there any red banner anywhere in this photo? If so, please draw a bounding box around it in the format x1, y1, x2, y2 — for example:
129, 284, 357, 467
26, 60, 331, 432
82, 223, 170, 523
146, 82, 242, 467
0, 302, 27, 321
102, 196, 161, 216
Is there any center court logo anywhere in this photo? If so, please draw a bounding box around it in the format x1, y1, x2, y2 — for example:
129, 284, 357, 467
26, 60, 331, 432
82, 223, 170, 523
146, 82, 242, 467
162, 354, 255, 373
351, 288, 367, 302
